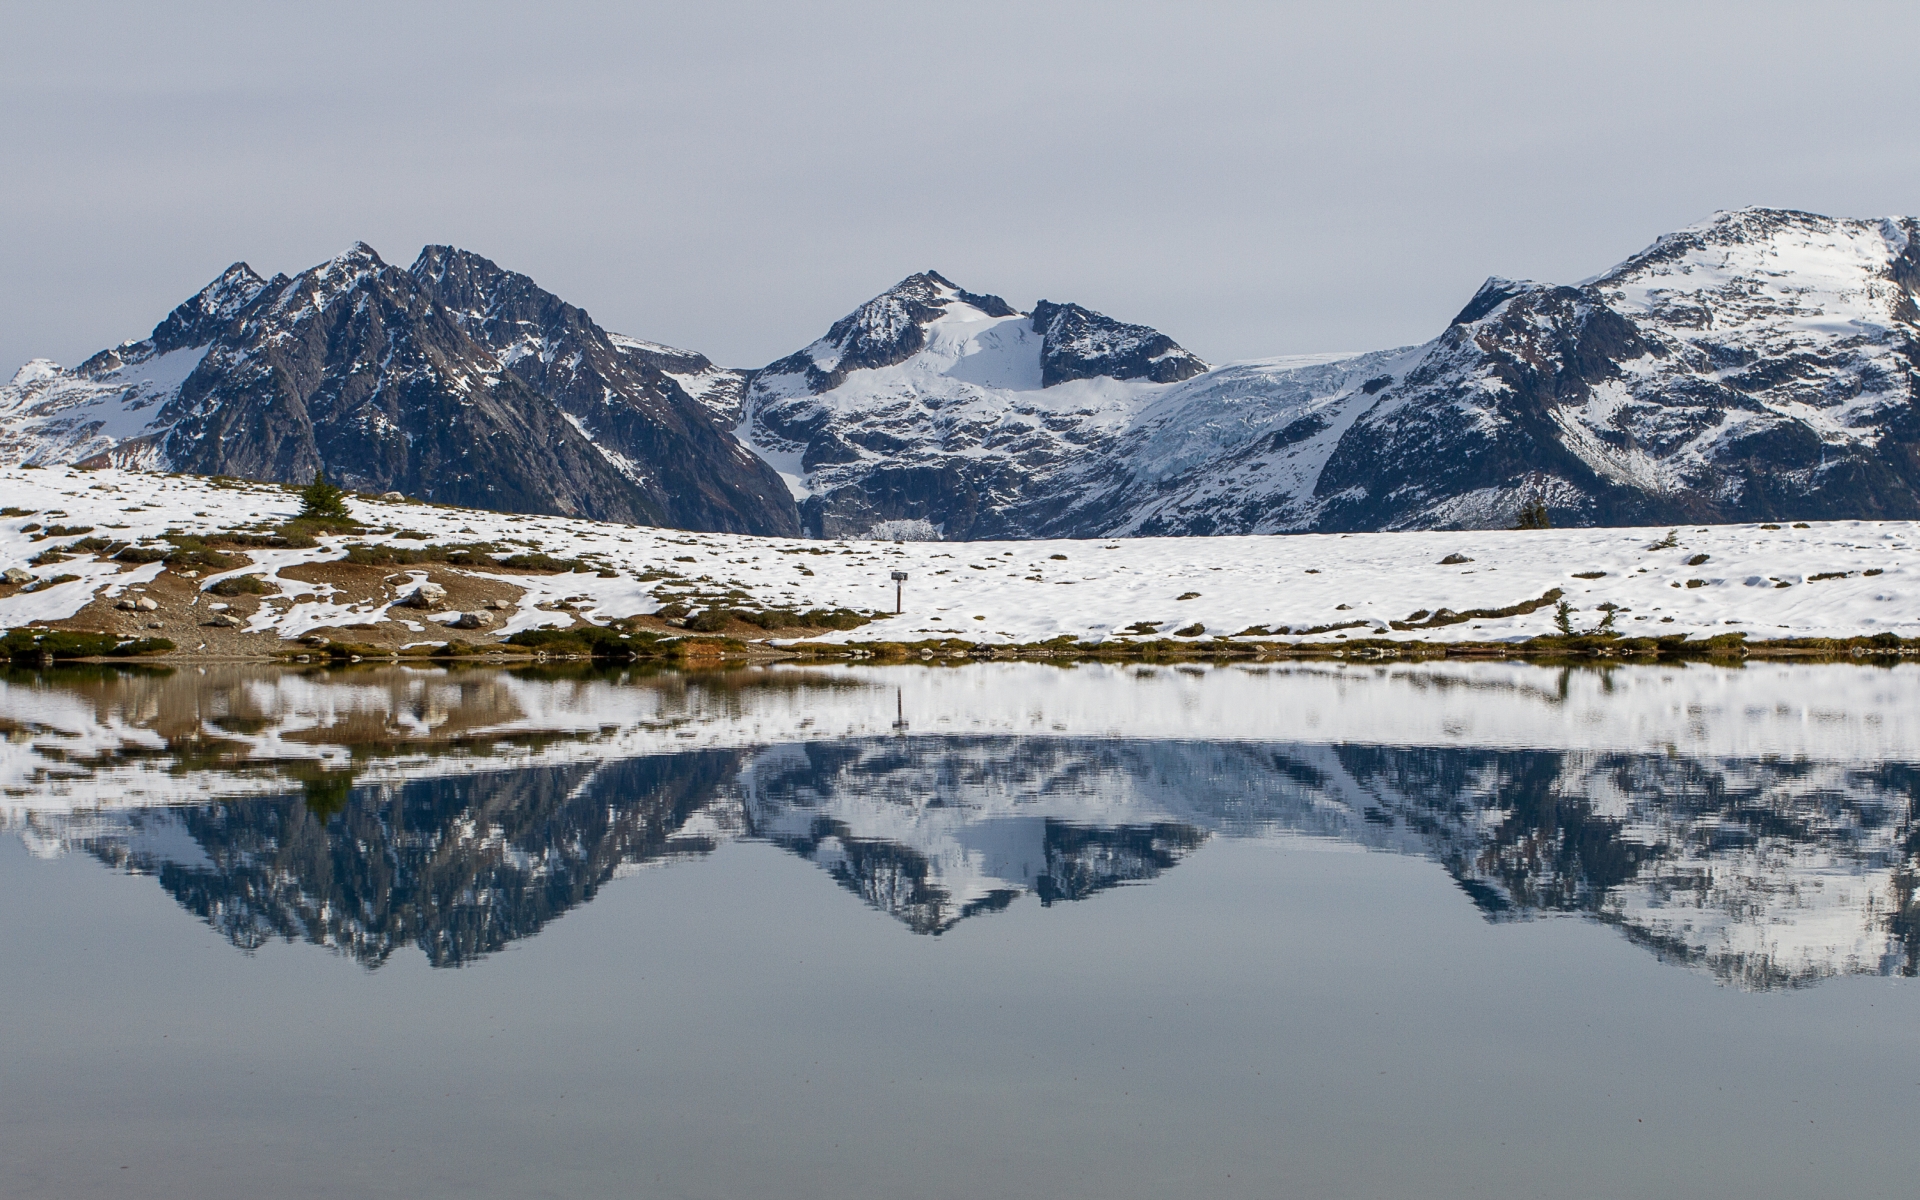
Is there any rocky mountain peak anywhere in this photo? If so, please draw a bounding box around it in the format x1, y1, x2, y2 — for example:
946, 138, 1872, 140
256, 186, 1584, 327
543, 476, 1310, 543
1029, 299, 1207, 387
766, 270, 1019, 393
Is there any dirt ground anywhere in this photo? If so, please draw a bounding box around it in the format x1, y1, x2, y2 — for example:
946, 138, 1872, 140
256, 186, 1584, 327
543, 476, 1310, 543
3, 554, 835, 658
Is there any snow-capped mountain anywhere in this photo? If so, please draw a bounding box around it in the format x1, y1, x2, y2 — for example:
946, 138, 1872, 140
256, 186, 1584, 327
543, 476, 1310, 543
730, 270, 1209, 538
6, 208, 1920, 537
0, 245, 798, 534
737, 209, 1920, 536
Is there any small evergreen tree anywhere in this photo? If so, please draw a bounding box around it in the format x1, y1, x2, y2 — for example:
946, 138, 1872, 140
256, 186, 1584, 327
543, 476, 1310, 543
1553, 599, 1575, 636
1513, 496, 1551, 529
300, 470, 351, 520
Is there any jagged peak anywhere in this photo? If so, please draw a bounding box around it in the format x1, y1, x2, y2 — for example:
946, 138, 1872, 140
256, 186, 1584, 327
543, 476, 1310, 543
1029, 299, 1207, 387
1449, 277, 1551, 326
147, 261, 270, 353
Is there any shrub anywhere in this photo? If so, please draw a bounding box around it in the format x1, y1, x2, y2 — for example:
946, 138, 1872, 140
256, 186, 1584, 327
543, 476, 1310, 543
208, 574, 277, 597
113, 546, 169, 564
505, 625, 669, 659
499, 552, 592, 573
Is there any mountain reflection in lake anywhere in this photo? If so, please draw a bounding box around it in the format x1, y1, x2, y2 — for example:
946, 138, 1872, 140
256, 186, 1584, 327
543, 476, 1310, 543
7, 660, 1920, 988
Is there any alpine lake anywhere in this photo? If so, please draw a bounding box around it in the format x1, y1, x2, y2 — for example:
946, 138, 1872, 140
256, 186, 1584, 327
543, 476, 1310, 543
4, 657, 1919, 1199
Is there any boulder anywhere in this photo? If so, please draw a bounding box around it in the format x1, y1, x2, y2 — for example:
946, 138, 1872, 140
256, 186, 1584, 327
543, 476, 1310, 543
204, 613, 244, 628
116, 597, 140, 611
2, 567, 30, 585
444, 611, 490, 630
483, 599, 510, 611
380, 491, 406, 501
136, 596, 159, 612
400, 582, 448, 609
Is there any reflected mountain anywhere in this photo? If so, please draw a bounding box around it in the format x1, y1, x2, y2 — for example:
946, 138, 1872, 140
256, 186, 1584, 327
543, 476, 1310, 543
36, 733, 1920, 986
10, 661, 1920, 986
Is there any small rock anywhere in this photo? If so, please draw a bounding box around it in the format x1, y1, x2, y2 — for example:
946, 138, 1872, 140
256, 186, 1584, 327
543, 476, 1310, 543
179, 569, 199, 579
483, 599, 510, 611
136, 596, 159, 611
400, 582, 448, 609
116, 597, 140, 611
204, 613, 244, 628
380, 491, 406, 501
2, 567, 30, 585
147, 622, 164, 630
444, 611, 490, 630
1439, 553, 1474, 565
208, 602, 230, 612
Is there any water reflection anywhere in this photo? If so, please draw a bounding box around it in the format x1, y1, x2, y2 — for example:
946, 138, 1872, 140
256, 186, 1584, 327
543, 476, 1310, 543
8, 661, 1920, 986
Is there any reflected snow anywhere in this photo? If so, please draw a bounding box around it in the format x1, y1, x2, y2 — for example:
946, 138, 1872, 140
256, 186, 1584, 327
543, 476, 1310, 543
8, 660, 1920, 988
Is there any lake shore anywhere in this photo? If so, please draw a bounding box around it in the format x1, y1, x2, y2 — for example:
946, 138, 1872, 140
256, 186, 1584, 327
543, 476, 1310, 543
1, 464, 1916, 667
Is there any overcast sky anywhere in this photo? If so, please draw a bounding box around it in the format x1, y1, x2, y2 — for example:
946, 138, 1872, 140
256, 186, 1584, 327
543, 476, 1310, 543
5, 0, 1919, 376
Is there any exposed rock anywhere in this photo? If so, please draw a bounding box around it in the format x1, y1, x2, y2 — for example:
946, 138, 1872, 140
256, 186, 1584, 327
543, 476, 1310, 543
443, 611, 490, 630
400, 582, 448, 609
2, 567, 31, 585
0, 245, 800, 535
204, 613, 243, 628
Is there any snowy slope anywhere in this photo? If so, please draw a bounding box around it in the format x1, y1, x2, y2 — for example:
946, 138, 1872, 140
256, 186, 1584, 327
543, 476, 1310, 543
2, 465, 1918, 652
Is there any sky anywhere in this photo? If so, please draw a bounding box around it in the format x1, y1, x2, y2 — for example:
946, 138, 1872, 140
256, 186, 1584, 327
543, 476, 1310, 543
5, 0, 1919, 376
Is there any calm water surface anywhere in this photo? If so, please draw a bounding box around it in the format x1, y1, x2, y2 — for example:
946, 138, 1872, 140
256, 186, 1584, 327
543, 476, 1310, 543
4, 660, 1919, 1199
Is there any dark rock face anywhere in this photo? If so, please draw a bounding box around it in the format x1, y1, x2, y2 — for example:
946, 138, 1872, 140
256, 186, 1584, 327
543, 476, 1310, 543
15, 244, 801, 535
1029, 299, 1208, 387
409, 246, 797, 533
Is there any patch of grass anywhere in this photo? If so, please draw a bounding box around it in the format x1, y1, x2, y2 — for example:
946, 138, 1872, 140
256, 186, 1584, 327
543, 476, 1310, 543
1808, 571, 1850, 582
499, 552, 593, 573
113, 546, 169, 564
1174, 623, 1206, 637
1387, 589, 1565, 632
1176, 592, 1200, 601
341, 541, 501, 567
1571, 571, 1606, 579
505, 625, 676, 660
0, 630, 174, 661
163, 538, 243, 571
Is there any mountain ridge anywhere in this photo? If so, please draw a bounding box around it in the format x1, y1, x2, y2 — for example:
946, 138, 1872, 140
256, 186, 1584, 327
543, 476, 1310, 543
6, 206, 1920, 537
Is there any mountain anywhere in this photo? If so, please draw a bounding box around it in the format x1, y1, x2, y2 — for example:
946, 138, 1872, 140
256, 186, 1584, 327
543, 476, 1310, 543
736, 210, 1920, 536
6, 208, 1920, 537
0, 245, 799, 534
731, 270, 1209, 538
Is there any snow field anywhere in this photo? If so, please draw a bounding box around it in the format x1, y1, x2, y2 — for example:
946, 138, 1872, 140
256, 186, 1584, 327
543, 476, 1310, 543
0, 465, 1916, 647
